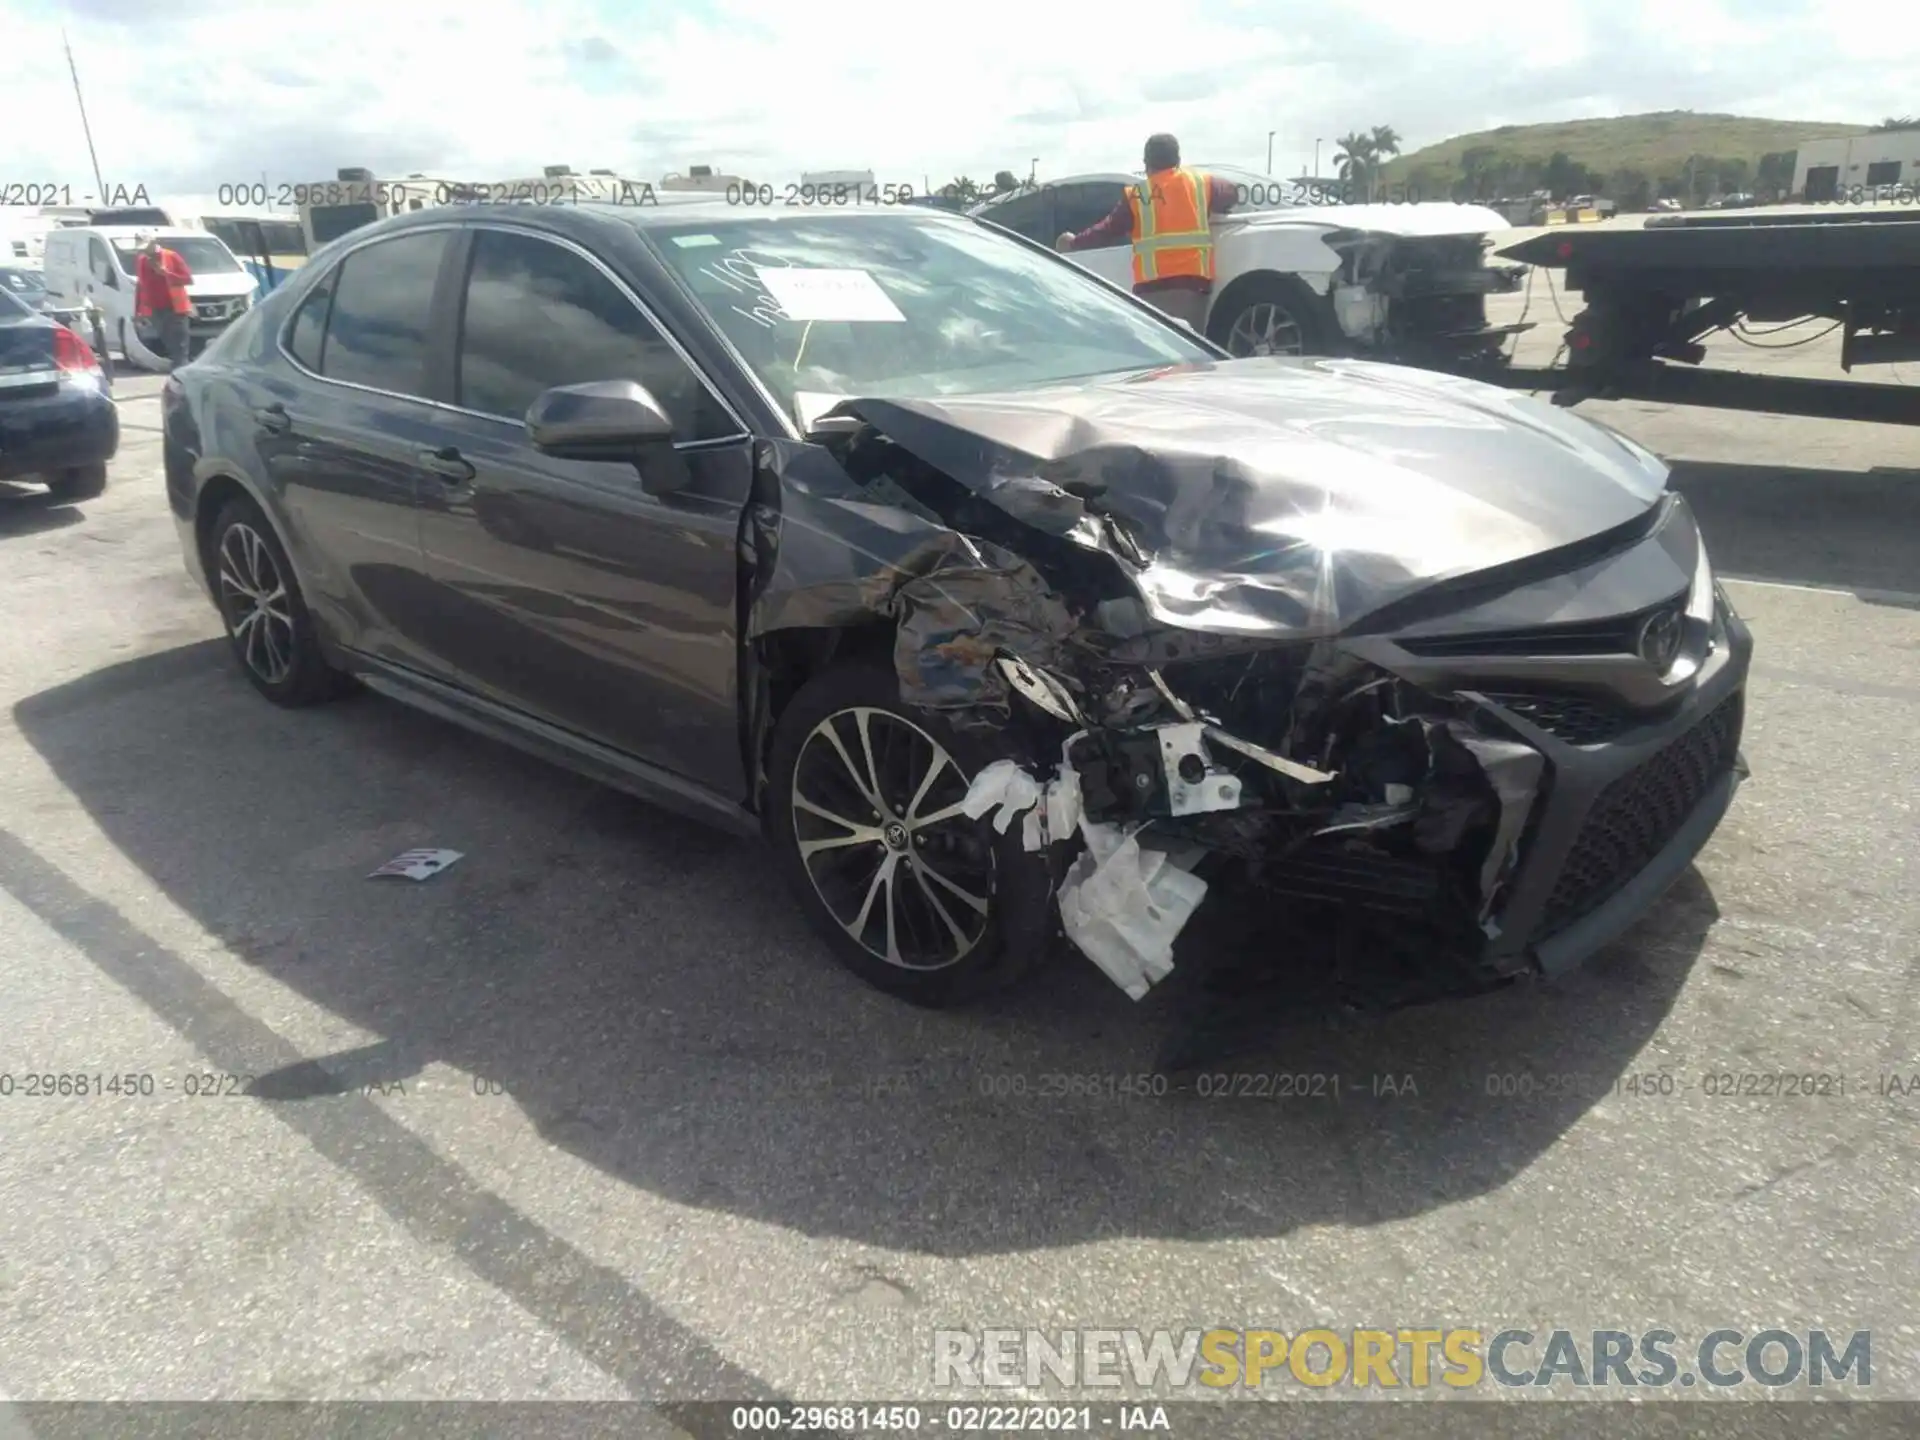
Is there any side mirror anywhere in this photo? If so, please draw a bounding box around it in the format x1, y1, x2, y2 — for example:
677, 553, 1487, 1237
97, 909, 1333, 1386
526, 380, 675, 460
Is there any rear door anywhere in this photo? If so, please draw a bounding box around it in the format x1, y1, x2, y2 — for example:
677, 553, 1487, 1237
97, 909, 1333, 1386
250, 227, 458, 671
411, 225, 756, 797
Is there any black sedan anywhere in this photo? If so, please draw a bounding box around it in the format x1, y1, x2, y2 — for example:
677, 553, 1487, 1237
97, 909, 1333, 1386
1, 265, 87, 330
162, 201, 1750, 1011
0, 286, 116, 503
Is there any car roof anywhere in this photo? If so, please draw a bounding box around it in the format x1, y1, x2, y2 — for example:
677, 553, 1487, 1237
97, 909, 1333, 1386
333, 201, 979, 240
584, 200, 975, 230
975, 173, 1137, 206
58, 226, 205, 241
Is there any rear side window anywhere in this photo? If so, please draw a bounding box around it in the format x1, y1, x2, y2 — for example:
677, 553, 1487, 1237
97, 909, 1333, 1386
454, 228, 734, 442
1054, 183, 1126, 240
980, 190, 1052, 241
315, 230, 451, 396
285, 271, 335, 371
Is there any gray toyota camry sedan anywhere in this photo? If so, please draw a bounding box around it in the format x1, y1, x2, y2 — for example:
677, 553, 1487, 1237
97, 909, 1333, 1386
161, 199, 1750, 1012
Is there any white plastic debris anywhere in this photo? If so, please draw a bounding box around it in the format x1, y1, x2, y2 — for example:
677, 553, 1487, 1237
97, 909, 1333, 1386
368, 848, 464, 881
1056, 823, 1207, 1001
1043, 760, 1083, 845
961, 759, 1044, 834
959, 743, 1210, 999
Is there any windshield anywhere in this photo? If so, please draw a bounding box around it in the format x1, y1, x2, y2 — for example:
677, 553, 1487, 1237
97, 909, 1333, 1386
110, 236, 245, 275
0, 268, 48, 298
648, 213, 1212, 422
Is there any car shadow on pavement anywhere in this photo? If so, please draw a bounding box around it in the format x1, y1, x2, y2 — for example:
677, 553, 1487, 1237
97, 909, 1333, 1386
1668, 459, 1920, 603
0, 486, 86, 536
12, 641, 1714, 1258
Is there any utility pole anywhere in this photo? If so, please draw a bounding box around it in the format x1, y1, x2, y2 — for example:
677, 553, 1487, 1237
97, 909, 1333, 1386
64, 28, 108, 199
1313, 138, 1323, 179
1266, 131, 1275, 174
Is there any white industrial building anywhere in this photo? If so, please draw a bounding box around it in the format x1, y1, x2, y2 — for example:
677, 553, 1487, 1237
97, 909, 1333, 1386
1792, 131, 1920, 200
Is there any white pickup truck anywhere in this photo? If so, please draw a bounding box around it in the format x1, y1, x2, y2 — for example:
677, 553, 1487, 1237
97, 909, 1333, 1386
971, 165, 1526, 369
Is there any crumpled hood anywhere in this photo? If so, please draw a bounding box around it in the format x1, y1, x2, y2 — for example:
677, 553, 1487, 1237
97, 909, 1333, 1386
836, 356, 1670, 637
1229, 202, 1510, 239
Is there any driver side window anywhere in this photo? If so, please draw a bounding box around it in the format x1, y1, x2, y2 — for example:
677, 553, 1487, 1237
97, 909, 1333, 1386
455, 229, 736, 443
979, 190, 1054, 244
89, 239, 120, 287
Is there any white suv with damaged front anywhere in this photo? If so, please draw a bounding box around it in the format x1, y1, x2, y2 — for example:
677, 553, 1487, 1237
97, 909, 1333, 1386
972, 167, 1525, 371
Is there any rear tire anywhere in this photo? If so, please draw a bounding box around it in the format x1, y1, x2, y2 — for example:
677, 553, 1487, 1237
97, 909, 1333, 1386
766, 662, 1056, 1006
1209, 274, 1333, 357
207, 493, 355, 707
44, 464, 107, 503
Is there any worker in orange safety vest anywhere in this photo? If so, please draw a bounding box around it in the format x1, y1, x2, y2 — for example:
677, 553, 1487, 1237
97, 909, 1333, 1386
1058, 133, 1236, 332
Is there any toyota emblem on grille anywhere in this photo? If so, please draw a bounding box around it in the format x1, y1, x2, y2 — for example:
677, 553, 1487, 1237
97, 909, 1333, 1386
1635, 605, 1685, 671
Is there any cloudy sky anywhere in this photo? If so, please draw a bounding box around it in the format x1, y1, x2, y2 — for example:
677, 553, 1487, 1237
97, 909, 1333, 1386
3, 0, 1913, 202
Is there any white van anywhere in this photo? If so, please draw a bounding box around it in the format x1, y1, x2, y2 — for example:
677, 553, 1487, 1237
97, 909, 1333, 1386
41, 226, 258, 369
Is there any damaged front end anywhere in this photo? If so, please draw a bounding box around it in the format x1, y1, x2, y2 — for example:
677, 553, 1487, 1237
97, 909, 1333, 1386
960, 642, 1546, 1005
745, 364, 1745, 1011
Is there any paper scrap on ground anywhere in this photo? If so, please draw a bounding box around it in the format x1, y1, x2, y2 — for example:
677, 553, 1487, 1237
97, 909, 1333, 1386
755, 267, 906, 323
368, 848, 464, 881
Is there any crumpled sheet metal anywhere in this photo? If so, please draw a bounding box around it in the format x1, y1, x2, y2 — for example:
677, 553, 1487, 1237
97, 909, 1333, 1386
1445, 726, 1545, 926
835, 360, 1664, 640
890, 550, 1081, 720
744, 441, 1081, 719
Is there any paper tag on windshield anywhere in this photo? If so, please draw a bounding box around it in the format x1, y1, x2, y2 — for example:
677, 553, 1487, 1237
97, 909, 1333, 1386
755, 267, 904, 323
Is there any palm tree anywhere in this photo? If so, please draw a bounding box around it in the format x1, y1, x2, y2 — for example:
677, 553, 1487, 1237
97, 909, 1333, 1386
1333, 132, 1376, 199
1368, 125, 1402, 200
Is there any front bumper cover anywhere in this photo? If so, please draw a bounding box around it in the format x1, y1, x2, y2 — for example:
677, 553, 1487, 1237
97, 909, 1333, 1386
1464, 605, 1752, 978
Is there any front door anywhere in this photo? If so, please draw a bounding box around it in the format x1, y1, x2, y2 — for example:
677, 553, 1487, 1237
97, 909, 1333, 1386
413, 226, 755, 799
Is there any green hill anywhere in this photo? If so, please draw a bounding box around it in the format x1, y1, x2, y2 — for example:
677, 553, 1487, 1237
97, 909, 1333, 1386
1380, 110, 1871, 203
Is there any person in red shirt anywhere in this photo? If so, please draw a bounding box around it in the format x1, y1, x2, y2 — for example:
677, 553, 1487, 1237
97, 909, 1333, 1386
134, 233, 194, 369
1057, 133, 1237, 332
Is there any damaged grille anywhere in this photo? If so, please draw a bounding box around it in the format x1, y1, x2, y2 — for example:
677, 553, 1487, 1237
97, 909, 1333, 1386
1480, 691, 1649, 746
1399, 601, 1682, 659
1539, 690, 1744, 936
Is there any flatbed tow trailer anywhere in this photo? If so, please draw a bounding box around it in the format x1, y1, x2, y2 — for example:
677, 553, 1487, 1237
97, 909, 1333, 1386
1486, 209, 1920, 426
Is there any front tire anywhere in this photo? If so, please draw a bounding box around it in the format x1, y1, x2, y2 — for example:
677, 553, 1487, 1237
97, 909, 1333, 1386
766, 663, 1055, 1006
1209, 274, 1332, 357
208, 494, 354, 707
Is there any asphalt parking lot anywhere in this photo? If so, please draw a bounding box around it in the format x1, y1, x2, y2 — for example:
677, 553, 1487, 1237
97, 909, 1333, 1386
1, 298, 1916, 1434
